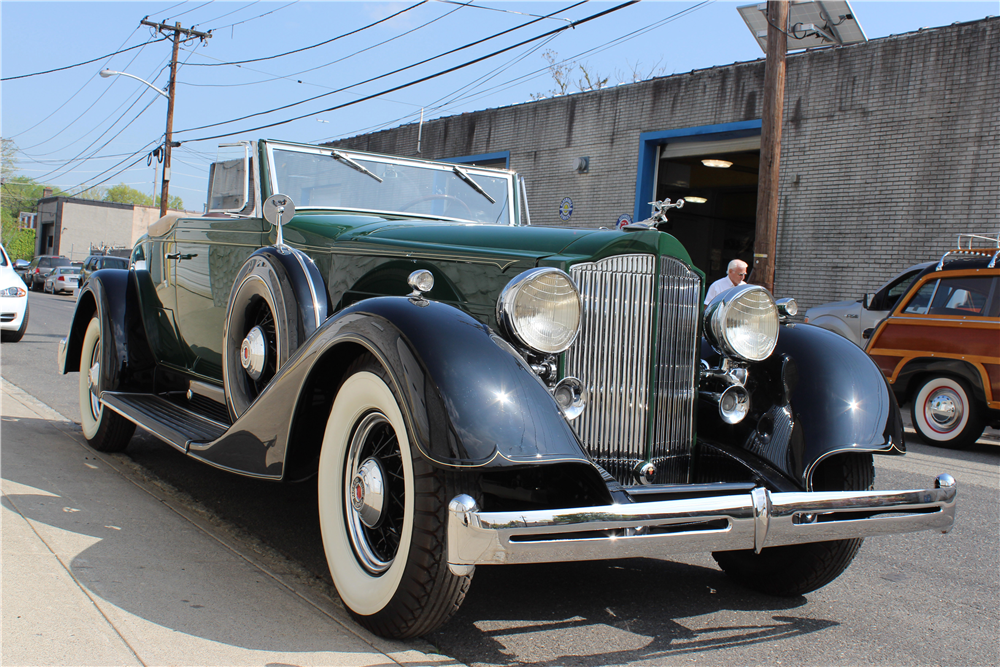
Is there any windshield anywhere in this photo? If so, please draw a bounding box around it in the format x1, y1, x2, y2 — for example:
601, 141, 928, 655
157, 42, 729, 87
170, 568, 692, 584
268, 144, 514, 225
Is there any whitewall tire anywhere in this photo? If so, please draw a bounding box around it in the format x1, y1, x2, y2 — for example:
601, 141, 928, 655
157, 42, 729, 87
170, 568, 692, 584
911, 376, 984, 449
78, 315, 135, 451
318, 354, 471, 638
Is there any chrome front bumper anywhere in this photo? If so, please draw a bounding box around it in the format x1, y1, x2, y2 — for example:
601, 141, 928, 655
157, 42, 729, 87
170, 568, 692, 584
446, 474, 957, 575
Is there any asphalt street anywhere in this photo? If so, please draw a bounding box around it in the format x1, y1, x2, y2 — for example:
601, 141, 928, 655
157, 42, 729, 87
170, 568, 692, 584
2, 290, 998, 666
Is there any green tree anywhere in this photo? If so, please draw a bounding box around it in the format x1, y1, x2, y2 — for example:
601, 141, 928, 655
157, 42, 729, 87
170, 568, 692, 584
101, 183, 183, 211
103, 183, 153, 206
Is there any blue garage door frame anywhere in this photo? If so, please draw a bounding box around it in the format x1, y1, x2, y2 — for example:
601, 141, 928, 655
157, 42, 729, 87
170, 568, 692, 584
634, 120, 762, 222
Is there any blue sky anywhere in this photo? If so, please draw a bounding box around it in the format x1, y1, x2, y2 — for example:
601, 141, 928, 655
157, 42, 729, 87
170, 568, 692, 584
2, 1, 995, 211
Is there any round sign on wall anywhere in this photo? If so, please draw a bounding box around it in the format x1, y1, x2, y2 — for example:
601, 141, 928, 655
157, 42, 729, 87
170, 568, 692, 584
616, 213, 633, 229
559, 197, 573, 221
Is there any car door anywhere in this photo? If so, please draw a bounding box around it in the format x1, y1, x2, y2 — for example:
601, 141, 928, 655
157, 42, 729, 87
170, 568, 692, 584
170, 215, 267, 381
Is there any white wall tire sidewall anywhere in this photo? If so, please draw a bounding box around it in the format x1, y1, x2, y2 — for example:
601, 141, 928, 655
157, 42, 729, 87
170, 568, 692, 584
318, 370, 414, 617
914, 377, 970, 442
79, 317, 102, 440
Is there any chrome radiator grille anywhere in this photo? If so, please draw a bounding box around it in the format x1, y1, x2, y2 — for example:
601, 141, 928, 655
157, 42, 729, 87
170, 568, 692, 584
566, 255, 701, 486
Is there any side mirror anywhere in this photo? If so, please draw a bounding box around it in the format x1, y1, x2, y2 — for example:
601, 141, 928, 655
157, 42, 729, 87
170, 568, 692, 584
263, 194, 296, 248
863, 293, 876, 309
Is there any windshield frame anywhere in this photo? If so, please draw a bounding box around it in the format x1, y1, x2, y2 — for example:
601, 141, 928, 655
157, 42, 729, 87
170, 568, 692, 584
261, 140, 520, 226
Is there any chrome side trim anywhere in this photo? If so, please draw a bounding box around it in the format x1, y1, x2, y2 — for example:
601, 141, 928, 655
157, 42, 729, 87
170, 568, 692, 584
446, 475, 957, 572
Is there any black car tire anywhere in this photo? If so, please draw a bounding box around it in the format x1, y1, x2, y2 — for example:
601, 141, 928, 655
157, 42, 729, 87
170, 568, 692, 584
712, 453, 874, 597
910, 375, 985, 449
31, 277, 42, 292
318, 354, 472, 639
1, 304, 28, 343
79, 314, 136, 452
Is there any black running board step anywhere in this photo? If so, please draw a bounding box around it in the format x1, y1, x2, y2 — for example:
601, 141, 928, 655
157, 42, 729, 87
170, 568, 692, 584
102, 392, 228, 451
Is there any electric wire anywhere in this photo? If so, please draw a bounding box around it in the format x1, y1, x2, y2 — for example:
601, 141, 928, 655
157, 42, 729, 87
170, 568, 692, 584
174, 1, 465, 90
319, 0, 712, 143
188, 1, 429, 67
203, 0, 297, 32
8, 25, 145, 141
176, 0, 593, 136
1, 37, 169, 81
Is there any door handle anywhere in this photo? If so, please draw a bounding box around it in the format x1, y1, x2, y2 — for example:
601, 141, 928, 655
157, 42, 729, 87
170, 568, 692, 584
166, 253, 198, 260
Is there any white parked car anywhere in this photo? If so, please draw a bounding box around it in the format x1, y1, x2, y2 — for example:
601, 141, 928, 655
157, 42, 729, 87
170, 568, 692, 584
804, 262, 931, 347
0, 244, 29, 343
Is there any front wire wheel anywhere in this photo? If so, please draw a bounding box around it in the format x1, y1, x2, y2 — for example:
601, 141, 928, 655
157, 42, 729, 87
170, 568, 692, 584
713, 453, 874, 597
318, 354, 471, 639
78, 315, 135, 452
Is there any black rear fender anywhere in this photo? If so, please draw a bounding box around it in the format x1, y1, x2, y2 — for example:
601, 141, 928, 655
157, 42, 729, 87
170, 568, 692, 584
58, 269, 155, 392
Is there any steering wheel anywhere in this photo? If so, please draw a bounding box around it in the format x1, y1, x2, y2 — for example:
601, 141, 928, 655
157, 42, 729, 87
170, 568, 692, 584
400, 194, 474, 218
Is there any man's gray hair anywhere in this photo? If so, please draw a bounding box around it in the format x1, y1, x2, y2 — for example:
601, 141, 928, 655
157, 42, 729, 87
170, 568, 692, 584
727, 259, 748, 271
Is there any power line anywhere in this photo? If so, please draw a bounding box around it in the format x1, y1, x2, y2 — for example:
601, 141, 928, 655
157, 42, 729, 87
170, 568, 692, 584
189, 1, 429, 67
1, 37, 169, 81
185, 1, 635, 143
177, 0, 591, 136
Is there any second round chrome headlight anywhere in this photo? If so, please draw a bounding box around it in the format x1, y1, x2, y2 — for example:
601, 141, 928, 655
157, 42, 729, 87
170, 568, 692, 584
497, 268, 582, 354
704, 284, 779, 362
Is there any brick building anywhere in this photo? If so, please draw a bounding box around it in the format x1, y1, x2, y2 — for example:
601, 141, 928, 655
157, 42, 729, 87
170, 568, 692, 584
327, 18, 999, 309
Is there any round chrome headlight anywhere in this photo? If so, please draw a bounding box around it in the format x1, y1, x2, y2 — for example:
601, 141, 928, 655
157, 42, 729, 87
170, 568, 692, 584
704, 284, 779, 362
497, 268, 582, 354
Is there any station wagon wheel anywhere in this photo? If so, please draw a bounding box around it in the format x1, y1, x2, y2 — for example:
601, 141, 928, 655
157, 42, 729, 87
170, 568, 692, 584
713, 453, 874, 596
78, 314, 136, 452
318, 354, 472, 639
910, 376, 984, 449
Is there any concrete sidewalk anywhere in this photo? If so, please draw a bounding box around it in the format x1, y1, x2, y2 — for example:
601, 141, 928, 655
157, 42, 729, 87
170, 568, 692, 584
1, 381, 459, 667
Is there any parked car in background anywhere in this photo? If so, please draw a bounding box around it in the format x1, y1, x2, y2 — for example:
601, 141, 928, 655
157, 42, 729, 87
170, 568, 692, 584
44, 266, 82, 294
24, 255, 72, 292
59, 139, 956, 639
804, 262, 931, 347
12, 258, 31, 281
78, 254, 129, 288
0, 244, 29, 342
866, 240, 1000, 448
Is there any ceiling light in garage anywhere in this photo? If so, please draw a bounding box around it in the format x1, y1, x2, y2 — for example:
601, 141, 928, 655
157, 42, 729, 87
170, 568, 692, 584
701, 159, 733, 169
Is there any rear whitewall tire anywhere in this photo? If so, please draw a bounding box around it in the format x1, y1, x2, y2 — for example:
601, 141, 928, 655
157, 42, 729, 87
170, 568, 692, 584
78, 315, 135, 452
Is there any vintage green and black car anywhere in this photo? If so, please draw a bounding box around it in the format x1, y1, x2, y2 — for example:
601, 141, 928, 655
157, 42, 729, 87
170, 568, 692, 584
59, 140, 956, 639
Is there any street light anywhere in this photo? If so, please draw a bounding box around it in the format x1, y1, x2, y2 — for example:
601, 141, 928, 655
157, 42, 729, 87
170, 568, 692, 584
99, 69, 169, 98
100, 67, 176, 217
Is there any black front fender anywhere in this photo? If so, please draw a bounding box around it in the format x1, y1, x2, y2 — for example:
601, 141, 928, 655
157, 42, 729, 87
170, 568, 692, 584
700, 323, 905, 490
194, 296, 592, 478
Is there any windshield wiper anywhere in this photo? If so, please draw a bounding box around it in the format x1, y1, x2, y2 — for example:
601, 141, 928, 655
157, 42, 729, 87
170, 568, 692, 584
452, 165, 496, 204
331, 150, 383, 183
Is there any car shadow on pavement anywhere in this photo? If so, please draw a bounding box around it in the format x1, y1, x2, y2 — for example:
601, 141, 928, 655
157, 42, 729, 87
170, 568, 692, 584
1, 416, 374, 656
426, 555, 834, 666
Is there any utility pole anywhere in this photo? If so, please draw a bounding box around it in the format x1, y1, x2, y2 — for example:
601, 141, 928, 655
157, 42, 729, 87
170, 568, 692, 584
751, 0, 788, 293
140, 19, 210, 217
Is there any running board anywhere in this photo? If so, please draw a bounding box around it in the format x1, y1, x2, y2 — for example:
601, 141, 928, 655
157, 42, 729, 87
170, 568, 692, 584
101, 392, 229, 452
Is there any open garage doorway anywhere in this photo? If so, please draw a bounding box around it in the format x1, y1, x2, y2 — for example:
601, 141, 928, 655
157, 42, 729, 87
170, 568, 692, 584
635, 122, 761, 287
654, 149, 759, 286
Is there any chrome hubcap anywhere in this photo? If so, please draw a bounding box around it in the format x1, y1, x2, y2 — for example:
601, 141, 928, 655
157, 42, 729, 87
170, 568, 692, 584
240, 326, 267, 381
351, 458, 386, 528
345, 411, 404, 575
927, 389, 961, 430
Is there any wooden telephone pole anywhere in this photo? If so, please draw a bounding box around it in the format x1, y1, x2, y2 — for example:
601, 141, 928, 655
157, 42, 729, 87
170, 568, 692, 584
751, 0, 788, 293
140, 19, 210, 217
